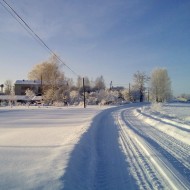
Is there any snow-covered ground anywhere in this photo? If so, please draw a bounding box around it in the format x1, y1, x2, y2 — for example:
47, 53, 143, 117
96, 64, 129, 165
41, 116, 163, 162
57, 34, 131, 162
138, 103, 190, 144
0, 105, 106, 189
141, 102, 190, 124
0, 103, 190, 189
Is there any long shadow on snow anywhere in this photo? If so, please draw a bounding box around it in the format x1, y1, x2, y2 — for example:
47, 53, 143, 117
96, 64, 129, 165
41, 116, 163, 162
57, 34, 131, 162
121, 113, 190, 185
60, 106, 138, 190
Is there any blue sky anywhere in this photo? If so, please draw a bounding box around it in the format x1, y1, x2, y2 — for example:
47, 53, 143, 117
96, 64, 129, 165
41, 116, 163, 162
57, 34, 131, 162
0, 0, 190, 96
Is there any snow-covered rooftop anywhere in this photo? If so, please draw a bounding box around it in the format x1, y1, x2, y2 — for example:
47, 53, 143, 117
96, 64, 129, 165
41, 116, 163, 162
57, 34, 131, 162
15, 80, 41, 85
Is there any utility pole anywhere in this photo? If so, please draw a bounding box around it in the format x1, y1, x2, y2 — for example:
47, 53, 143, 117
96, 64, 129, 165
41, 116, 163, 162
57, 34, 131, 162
83, 77, 86, 108
40, 74, 43, 96
110, 81, 112, 90
129, 83, 131, 101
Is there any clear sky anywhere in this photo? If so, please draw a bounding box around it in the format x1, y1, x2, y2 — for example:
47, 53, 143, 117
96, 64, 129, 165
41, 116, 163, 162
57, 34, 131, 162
0, 0, 190, 96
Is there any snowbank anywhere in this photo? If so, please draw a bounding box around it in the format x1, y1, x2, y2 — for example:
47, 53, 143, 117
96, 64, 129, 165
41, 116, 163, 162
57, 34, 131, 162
135, 103, 190, 145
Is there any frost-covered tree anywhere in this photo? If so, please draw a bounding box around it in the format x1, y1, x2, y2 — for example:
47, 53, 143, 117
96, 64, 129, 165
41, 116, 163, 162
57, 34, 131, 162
70, 90, 81, 105
121, 89, 130, 101
43, 88, 55, 103
108, 90, 119, 103
133, 71, 149, 102
150, 68, 172, 102
76, 76, 92, 94
96, 89, 108, 104
28, 55, 64, 88
28, 54, 67, 102
4, 80, 13, 95
76, 76, 83, 90
94, 76, 106, 92
25, 88, 35, 100
130, 86, 140, 102
84, 77, 91, 93
66, 78, 74, 89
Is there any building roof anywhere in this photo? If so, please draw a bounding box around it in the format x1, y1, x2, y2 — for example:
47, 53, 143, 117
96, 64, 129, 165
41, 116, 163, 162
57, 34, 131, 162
15, 80, 41, 85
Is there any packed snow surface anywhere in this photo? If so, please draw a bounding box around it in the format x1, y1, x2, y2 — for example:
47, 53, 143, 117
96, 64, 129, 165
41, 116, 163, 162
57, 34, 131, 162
0, 106, 105, 189
0, 103, 190, 189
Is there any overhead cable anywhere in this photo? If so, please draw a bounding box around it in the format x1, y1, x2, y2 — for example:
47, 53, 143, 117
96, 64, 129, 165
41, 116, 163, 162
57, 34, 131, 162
0, 0, 79, 77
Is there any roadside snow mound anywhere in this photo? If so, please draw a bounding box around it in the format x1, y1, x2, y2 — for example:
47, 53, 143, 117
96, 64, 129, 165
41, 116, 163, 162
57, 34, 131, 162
134, 104, 190, 145
142, 103, 190, 125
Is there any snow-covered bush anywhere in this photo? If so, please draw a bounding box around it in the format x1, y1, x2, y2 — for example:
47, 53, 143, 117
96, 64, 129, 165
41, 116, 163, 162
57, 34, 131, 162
69, 90, 80, 105
53, 101, 65, 107
150, 102, 163, 112
25, 89, 35, 101
78, 101, 84, 107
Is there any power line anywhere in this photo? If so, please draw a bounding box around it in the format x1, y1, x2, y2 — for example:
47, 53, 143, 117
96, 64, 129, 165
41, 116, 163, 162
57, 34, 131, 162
0, 0, 79, 77
0, 0, 49, 58
0, 1, 35, 37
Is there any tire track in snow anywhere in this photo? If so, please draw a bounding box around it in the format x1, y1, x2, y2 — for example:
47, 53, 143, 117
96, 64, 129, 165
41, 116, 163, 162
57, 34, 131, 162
61, 105, 190, 190
133, 110, 190, 169
61, 107, 137, 190
117, 111, 165, 190
120, 107, 190, 190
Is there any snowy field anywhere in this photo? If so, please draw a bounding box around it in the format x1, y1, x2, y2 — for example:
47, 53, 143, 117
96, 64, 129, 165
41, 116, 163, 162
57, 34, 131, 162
141, 102, 190, 124
0, 105, 106, 189
0, 103, 190, 189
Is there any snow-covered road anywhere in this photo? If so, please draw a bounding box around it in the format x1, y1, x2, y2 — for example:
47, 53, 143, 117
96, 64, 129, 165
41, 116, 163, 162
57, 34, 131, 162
118, 106, 190, 190
62, 104, 190, 190
0, 104, 190, 189
62, 106, 137, 190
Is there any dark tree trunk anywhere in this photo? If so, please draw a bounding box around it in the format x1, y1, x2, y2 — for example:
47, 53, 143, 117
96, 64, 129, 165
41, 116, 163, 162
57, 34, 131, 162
140, 90, 143, 102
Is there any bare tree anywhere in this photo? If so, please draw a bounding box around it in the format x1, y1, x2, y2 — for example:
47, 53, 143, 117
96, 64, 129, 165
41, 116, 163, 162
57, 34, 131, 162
133, 71, 149, 102
150, 68, 172, 102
